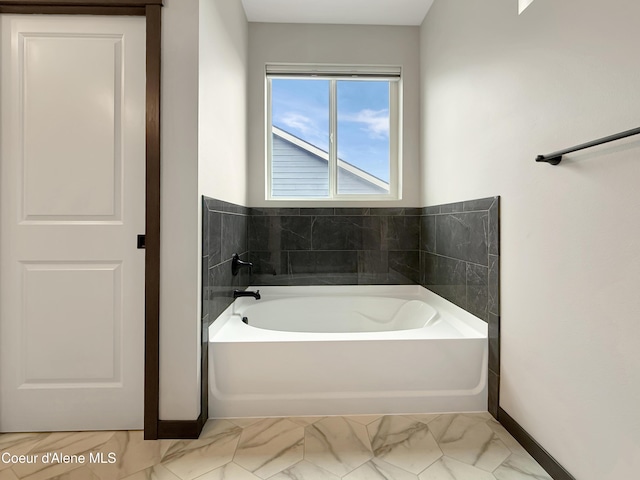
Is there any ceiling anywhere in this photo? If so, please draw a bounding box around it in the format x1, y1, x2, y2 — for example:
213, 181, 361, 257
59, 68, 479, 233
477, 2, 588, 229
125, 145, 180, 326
240, 0, 435, 26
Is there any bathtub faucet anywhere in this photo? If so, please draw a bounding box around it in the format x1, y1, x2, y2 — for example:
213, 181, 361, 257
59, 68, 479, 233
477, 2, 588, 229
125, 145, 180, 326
233, 289, 261, 300
231, 253, 253, 276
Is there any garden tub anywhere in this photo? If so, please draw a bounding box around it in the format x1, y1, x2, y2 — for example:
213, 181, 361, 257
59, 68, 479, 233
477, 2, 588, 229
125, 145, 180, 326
208, 285, 487, 417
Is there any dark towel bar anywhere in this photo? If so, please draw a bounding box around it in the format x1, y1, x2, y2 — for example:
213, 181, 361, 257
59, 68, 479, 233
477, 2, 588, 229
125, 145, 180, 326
536, 126, 640, 165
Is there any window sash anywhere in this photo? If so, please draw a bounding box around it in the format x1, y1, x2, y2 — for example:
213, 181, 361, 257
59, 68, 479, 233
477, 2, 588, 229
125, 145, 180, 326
266, 70, 401, 201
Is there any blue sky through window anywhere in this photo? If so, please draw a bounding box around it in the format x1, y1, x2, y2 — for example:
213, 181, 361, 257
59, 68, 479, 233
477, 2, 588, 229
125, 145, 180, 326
272, 79, 390, 182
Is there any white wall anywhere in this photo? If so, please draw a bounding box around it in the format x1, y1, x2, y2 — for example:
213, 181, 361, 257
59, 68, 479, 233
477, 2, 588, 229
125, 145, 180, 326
160, 0, 248, 420
160, 0, 200, 420
159, 0, 249, 420
420, 1, 640, 478
199, 0, 249, 206
248, 23, 420, 207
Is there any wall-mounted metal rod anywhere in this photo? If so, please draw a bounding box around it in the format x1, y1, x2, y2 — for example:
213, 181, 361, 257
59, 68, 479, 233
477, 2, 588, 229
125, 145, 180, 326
536, 126, 640, 165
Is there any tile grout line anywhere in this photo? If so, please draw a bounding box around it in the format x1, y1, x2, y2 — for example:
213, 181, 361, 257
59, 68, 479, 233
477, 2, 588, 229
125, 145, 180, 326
421, 250, 494, 269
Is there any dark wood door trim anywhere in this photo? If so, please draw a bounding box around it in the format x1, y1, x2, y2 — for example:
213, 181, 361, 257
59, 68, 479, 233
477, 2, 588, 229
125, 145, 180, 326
0, 0, 161, 6
143, 2, 161, 440
0, 6, 144, 13
0, 0, 164, 440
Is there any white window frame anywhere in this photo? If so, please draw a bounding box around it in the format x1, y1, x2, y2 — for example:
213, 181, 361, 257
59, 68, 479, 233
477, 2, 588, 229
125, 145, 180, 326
265, 64, 402, 201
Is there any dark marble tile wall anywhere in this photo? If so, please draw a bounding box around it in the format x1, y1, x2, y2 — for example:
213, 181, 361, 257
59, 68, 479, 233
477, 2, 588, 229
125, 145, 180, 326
200, 197, 251, 423
248, 208, 422, 286
419, 196, 500, 417
201, 196, 501, 418
202, 197, 251, 328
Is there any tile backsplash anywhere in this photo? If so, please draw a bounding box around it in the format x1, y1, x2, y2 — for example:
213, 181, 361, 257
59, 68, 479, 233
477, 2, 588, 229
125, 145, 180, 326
249, 208, 422, 286
420, 197, 499, 322
202, 198, 251, 327
201, 197, 499, 324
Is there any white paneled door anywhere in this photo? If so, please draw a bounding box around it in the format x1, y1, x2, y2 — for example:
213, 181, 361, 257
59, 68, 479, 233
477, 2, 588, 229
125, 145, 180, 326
0, 15, 146, 431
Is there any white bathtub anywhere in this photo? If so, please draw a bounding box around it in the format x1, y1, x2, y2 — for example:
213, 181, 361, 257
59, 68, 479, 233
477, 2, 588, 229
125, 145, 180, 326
208, 285, 487, 418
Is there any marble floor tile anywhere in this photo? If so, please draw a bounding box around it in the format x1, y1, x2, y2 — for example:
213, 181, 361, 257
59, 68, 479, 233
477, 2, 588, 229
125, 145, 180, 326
0, 470, 20, 480
345, 415, 383, 426
368, 416, 442, 474
161, 420, 241, 480
288, 417, 325, 427
493, 454, 552, 480
485, 421, 532, 459
11, 431, 115, 480
343, 458, 420, 480
428, 415, 487, 441
88, 430, 170, 480
233, 418, 304, 479
304, 417, 372, 477
227, 419, 265, 429
199, 420, 239, 443
468, 413, 494, 421
14, 462, 83, 480
194, 462, 260, 480
0, 413, 553, 480
428, 415, 510, 472
0, 434, 49, 472
405, 415, 441, 425
21, 431, 115, 456
120, 464, 181, 480
268, 460, 340, 480
419, 457, 497, 480
46, 466, 101, 480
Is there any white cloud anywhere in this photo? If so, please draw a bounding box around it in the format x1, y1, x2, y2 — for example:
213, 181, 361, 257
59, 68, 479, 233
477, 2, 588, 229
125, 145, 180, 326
278, 112, 316, 136
275, 111, 329, 149
343, 109, 389, 139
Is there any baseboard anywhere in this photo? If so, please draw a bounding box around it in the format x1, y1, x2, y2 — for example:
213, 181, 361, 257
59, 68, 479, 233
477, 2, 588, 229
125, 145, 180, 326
498, 407, 576, 480
157, 411, 207, 439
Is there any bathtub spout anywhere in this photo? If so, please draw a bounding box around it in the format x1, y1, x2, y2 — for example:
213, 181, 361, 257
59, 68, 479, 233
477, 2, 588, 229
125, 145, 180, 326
233, 289, 261, 300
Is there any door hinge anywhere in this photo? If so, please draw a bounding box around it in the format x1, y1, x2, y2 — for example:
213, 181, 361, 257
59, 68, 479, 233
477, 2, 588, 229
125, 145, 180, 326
137, 234, 146, 249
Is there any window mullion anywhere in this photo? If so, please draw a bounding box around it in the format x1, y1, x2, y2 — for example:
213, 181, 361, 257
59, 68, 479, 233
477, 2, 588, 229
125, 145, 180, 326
329, 79, 337, 198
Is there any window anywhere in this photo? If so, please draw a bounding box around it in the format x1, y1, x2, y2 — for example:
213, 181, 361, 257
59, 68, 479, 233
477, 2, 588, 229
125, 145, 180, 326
266, 65, 401, 200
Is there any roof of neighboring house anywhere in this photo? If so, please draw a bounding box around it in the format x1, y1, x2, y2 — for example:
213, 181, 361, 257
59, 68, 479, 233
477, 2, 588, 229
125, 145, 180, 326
271, 126, 389, 198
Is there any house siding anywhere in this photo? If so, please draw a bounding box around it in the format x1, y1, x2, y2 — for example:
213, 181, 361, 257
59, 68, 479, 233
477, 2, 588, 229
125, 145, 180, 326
271, 134, 388, 197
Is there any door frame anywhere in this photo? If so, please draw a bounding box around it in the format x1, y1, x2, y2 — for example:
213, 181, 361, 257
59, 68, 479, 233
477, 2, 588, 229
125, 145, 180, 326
0, 0, 163, 440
